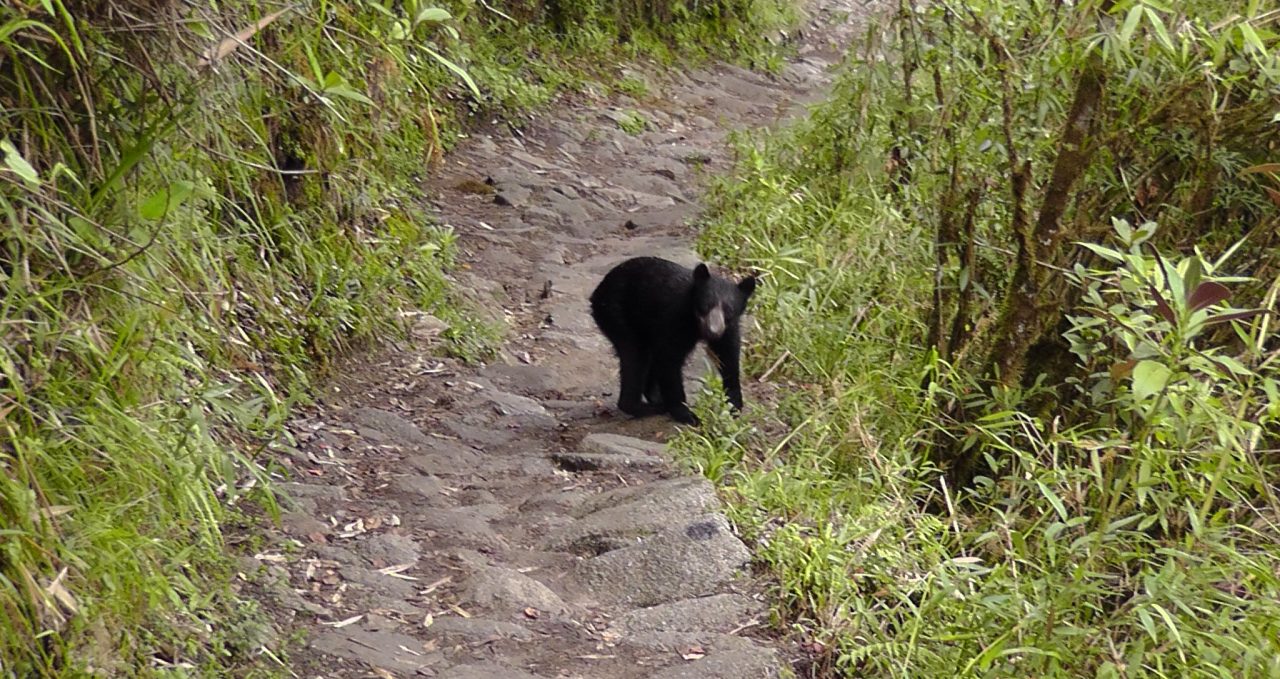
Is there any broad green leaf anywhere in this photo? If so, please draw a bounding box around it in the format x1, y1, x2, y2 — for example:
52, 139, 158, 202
1119, 5, 1143, 47
367, 1, 396, 17
304, 42, 324, 84
324, 83, 375, 105
423, 45, 481, 98
1239, 23, 1265, 54
1182, 257, 1203, 302
1209, 354, 1252, 377
1, 138, 40, 185
1145, 8, 1175, 53
1079, 241, 1125, 263
188, 20, 214, 40
1113, 217, 1132, 243
139, 180, 195, 220
1036, 481, 1069, 521
415, 7, 451, 24
1154, 249, 1183, 306
1132, 360, 1171, 400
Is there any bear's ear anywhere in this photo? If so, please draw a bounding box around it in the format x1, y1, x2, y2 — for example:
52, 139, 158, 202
738, 275, 757, 299
693, 263, 711, 283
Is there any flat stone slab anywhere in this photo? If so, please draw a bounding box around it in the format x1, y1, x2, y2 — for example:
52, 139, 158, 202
338, 565, 417, 599
357, 533, 421, 566
541, 477, 721, 553
612, 594, 764, 633
575, 514, 751, 606
390, 474, 448, 501
426, 616, 534, 642
624, 204, 695, 231
348, 408, 430, 447
416, 505, 509, 549
580, 433, 666, 458
494, 184, 533, 207
550, 451, 667, 472
310, 627, 441, 675
277, 482, 346, 512
465, 567, 568, 615
443, 420, 517, 448
443, 663, 548, 679
405, 439, 484, 475
645, 645, 780, 679
481, 388, 549, 417
623, 631, 761, 653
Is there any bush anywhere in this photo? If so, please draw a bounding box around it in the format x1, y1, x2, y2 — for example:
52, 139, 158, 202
0, 0, 793, 673
679, 1, 1280, 675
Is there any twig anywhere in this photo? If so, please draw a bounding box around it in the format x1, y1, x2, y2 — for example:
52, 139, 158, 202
758, 350, 790, 383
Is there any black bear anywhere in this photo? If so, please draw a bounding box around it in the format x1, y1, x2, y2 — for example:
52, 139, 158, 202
589, 256, 757, 425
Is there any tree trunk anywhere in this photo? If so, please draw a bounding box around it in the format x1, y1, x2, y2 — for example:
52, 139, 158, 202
984, 61, 1105, 387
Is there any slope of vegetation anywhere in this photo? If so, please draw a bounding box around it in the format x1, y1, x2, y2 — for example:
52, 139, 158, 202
678, 1, 1280, 675
0, 0, 792, 674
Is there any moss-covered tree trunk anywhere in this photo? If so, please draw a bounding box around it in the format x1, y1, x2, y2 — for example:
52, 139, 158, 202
941, 60, 1106, 485
984, 61, 1105, 386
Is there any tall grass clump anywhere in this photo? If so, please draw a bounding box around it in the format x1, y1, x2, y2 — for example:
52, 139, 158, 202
678, 1, 1280, 675
0, 0, 796, 674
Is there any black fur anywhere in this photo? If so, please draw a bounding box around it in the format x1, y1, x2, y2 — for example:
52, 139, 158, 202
589, 257, 757, 425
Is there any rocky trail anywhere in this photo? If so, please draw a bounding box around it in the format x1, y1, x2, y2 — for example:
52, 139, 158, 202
240, 3, 876, 677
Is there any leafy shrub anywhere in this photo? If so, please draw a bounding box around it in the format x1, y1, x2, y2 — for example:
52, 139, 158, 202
0, 0, 794, 673
679, 0, 1280, 675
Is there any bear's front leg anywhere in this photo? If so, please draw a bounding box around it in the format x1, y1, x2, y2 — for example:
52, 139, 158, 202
709, 326, 744, 413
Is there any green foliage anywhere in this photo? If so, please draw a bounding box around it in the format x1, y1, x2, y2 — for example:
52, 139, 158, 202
0, 0, 796, 674
680, 0, 1280, 675
615, 109, 651, 135
614, 74, 652, 98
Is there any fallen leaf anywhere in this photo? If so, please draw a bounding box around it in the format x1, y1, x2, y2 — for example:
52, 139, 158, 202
45, 567, 78, 614
321, 614, 363, 628
253, 552, 288, 563
378, 564, 419, 581
197, 6, 294, 68
600, 630, 622, 645
32, 499, 75, 520
420, 576, 451, 594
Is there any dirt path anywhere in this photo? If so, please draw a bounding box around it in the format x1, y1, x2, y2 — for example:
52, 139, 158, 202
243, 3, 875, 677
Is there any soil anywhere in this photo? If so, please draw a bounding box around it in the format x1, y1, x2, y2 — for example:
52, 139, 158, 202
239, 2, 880, 677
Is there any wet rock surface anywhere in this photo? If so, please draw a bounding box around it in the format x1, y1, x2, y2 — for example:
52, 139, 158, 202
251, 3, 880, 677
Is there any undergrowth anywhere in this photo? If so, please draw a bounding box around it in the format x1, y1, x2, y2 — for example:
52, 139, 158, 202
678, 1, 1280, 676
0, 0, 794, 674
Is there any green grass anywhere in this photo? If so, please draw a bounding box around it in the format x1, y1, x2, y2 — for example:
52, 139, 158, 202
0, 0, 798, 674
673, 1, 1280, 675
616, 110, 651, 135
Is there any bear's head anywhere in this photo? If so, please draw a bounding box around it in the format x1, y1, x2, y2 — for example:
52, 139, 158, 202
692, 263, 757, 341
